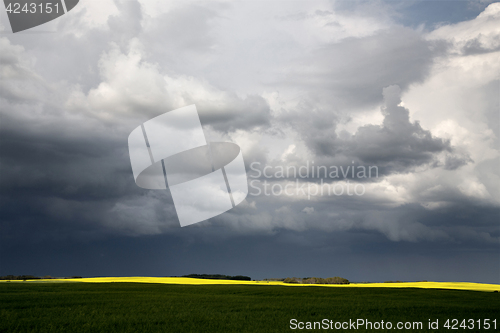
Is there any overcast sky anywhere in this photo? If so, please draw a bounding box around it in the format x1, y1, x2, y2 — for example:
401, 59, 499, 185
0, 0, 499, 283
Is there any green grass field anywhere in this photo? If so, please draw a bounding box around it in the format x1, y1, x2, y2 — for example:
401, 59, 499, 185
1, 282, 498, 332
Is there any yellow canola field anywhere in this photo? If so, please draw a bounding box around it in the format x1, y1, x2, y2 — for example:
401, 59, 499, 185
3, 277, 498, 292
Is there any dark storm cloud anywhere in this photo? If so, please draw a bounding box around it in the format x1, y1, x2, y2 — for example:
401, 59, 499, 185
282, 27, 446, 109
443, 153, 474, 170
1, 226, 498, 283
278, 98, 339, 157
0, 0, 270, 243
196, 95, 272, 133
0, 38, 180, 239
214, 179, 499, 244
277, 85, 467, 176
0, 103, 180, 239
346, 85, 454, 170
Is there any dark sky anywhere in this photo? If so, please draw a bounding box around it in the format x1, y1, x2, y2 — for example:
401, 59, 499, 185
0, 0, 499, 283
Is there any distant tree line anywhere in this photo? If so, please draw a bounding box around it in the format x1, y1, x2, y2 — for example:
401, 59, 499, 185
0, 275, 82, 281
182, 274, 251, 281
282, 277, 350, 284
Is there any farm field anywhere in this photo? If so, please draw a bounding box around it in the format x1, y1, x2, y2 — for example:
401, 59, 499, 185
0, 280, 499, 332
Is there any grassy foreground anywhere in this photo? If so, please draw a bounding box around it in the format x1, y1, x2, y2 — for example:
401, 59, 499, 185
1, 281, 499, 332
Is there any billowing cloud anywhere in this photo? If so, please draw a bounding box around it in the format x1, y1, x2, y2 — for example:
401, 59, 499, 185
281, 27, 444, 109
346, 85, 455, 171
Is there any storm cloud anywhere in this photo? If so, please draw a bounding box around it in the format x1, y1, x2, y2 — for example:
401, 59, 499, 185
0, 0, 498, 283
